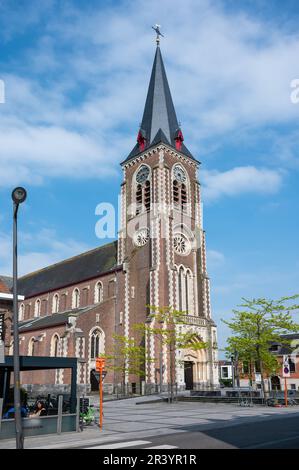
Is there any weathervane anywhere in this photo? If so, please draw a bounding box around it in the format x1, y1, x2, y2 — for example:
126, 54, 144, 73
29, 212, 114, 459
152, 24, 164, 46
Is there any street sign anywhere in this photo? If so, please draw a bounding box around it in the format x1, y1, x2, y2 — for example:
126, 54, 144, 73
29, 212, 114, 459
95, 357, 106, 431
96, 357, 106, 372
282, 355, 290, 377
93, 370, 107, 383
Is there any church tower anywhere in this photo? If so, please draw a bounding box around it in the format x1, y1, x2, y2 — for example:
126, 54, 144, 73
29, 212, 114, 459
118, 37, 219, 391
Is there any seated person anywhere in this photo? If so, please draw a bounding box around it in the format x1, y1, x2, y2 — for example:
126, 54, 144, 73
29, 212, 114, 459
30, 400, 47, 417
3, 405, 28, 419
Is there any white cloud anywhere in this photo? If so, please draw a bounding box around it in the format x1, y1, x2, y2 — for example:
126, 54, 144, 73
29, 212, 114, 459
207, 249, 225, 267
0, 228, 91, 276
0, 0, 299, 187
201, 165, 284, 201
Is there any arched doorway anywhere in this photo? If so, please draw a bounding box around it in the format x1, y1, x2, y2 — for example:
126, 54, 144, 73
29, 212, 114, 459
183, 335, 207, 390
89, 327, 105, 391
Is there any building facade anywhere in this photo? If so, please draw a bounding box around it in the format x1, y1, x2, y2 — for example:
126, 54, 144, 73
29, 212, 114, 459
238, 335, 299, 392
8, 43, 219, 394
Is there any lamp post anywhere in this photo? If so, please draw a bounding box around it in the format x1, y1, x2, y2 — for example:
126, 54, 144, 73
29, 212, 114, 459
12, 186, 27, 449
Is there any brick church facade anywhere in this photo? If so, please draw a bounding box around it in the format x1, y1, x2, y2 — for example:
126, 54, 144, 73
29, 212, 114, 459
7, 43, 219, 394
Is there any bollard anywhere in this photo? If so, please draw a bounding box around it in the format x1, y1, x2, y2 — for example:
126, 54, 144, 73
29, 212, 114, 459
0, 398, 3, 432
76, 396, 80, 432
57, 395, 63, 435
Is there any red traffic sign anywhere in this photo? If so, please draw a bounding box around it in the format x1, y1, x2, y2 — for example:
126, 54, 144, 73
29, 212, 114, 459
96, 357, 106, 371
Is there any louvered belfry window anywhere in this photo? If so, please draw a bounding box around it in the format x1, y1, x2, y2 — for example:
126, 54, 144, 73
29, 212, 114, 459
135, 165, 151, 215
173, 180, 188, 212
173, 180, 179, 205
136, 182, 151, 214
181, 184, 187, 211
144, 180, 151, 212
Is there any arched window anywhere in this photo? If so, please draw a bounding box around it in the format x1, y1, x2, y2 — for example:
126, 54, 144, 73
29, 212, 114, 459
51, 334, 60, 357
172, 165, 188, 212
25, 304, 31, 319
178, 267, 185, 312
94, 282, 103, 303
177, 266, 193, 314
34, 299, 41, 317
135, 165, 151, 215
19, 303, 25, 321
90, 329, 104, 359
185, 270, 193, 314
52, 294, 59, 313
28, 338, 35, 356
72, 288, 80, 309
108, 279, 115, 297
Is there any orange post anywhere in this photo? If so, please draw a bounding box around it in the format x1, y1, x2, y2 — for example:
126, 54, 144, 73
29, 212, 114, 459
284, 377, 288, 407
96, 357, 105, 429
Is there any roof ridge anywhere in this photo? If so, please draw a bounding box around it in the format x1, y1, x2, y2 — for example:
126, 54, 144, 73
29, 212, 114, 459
19, 240, 117, 281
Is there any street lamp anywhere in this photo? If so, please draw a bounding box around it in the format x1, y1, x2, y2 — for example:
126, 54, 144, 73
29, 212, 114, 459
12, 186, 27, 449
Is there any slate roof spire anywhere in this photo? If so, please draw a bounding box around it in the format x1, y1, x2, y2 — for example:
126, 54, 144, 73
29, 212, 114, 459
125, 43, 194, 161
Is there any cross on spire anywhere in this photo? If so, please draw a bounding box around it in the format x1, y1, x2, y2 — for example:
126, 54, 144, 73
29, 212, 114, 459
152, 24, 164, 46
123, 30, 195, 163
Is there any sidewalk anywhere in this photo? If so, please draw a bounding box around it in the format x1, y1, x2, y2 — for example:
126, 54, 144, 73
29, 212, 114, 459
1, 396, 299, 449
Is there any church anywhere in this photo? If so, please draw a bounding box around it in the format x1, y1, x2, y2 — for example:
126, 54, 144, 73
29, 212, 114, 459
7, 37, 219, 395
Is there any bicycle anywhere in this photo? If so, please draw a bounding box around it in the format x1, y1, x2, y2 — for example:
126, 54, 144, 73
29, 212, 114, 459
80, 404, 96, 427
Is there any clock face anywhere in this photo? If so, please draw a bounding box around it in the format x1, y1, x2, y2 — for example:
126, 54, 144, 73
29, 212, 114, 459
174, 165, 186, 183
136, 165, 150, 184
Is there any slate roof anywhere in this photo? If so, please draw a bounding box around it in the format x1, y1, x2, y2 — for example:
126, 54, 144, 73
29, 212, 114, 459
18, 241, 118, 298
124, 46, 195, 163
19, 306, 95, 333
269, 334, 299, 355
0, 276, 13, 293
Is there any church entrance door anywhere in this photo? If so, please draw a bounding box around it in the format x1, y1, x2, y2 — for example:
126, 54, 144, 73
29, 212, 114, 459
184, 361, 194, 390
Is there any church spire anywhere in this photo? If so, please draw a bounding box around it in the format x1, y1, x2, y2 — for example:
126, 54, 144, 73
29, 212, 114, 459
125, 35, 194, 162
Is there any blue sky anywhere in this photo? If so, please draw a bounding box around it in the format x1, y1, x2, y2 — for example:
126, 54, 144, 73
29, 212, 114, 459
0, 0, 299, 354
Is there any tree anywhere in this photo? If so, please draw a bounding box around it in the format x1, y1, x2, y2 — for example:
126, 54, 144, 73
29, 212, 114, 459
222, 295, 299, 398
134, 306, 207, 403
103, 306, 207, 399
102, 334, 152, 395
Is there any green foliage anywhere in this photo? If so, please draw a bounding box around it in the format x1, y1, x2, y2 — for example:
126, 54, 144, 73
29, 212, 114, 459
101, 334, 152, 379
219, 379, 233, 387
134, 305, 208, 352
102, 306, 207, 390
223, 295, 299, 380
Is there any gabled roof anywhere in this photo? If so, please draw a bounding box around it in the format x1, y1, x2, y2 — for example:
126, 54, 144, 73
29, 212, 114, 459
18, 241, 118, 299
19, 306, 95, 333
124, 46, 195, 162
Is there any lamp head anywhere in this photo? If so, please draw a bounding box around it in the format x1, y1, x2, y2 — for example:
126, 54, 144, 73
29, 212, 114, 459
12, 187, 27, 205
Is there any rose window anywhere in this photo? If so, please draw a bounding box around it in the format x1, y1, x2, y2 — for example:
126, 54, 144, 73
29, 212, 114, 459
173, 233, 190, 255
134, 228, 150, 247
